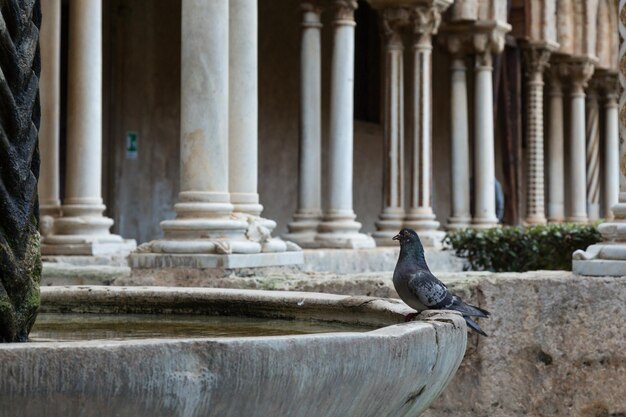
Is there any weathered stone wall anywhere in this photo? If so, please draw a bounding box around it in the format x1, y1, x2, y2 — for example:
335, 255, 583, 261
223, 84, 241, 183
426, 272, 626, 417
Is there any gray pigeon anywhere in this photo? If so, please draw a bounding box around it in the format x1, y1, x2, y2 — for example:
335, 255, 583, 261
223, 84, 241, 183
392, 228, 490, 336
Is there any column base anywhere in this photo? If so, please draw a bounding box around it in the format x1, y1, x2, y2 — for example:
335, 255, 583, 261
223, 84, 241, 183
548, 218, 565, 223
315, 212, 375, 249
566, 216, 589, 224
284, 210, 323, 248
40, 203, 62, 218
42, 203, 135, 256
404, 208, 441, 231
413, 230, 447, 248
231, 192, 263, 217
524, 215, 547, 225
547, 204, 565, 223
146, 217, 298, 255
373, 208, 404, 247
42, 236, 136, 256
471, 215, 500, 229
39, 204, 62, 237
587, 204, 600, 221
446, 216, 472, 231
573, 242, 626, 276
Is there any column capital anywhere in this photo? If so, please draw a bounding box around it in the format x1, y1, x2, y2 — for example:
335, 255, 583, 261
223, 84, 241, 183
380, 7, 409, 49
440, 20, 510, 66
301, 0, 323, 15
333, 0, 358, 23
555, 57, 596, 93
595, 70, 620, 101
521, 42, 556, 80
410, 2, 450, 49
301, 1, 324, 27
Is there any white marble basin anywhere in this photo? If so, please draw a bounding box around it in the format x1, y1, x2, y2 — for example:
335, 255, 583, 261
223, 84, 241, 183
0, 286, 467, 417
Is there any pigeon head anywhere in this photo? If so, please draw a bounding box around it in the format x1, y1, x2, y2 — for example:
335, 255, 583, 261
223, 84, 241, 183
393, 228, 423, 249
393, 228, 428, 269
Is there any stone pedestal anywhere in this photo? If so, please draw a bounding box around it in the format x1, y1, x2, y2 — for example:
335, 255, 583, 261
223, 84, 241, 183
372, 8, 408, 246
42, 0, 135, 256
315, 0, 375, 249
522, 43, 553, 225
285, 1, 324, 248
573, 6, 626, 276
403, 4, 450, 247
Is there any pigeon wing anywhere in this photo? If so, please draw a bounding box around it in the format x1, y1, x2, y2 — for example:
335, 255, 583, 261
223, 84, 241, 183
407, 270, 453, 309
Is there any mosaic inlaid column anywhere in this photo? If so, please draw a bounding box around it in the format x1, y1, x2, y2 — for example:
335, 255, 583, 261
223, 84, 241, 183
372, 8, 408, 246
43, 0, 135, 256
586, 84, 601, 221
572, 0, 626, 275
285, 1, 324, 247
404, 4, 450, 246
547, 65, 566, 223
315, 0, 375, 248
522, 44, 552, 225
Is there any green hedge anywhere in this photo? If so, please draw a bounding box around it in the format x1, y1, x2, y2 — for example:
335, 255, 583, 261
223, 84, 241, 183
443, 223, 602, 272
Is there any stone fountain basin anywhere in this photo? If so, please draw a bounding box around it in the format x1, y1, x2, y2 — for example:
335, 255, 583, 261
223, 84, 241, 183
0, 286, 467, 417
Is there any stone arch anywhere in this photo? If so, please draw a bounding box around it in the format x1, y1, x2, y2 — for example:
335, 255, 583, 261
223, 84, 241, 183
595, 0, 618, 69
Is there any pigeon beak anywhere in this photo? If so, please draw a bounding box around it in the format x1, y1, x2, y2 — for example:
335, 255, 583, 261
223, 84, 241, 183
392, 234, 401, 241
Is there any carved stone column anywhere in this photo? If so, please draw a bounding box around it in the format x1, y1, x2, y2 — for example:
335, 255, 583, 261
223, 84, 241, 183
600, 73, 620, 220
315, 0, 375, 248
564, 59, 595, 223
586, 83, 601, 221
372, 8, 408, 246
572, 0, 626, 275
522, 43, 553, 225
131, 0, 302, 268
229, 0, 262, 217
471, 23, 509, 229
39, 0, 62, 229
403, 2, 451, 246
547, 64, 566, 223
43, 0, 136, 256
440, 30, 472, 231
285, 1, 324, 247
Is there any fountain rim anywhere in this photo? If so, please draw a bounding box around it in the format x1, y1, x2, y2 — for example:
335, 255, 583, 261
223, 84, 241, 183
4, 285, 467, 347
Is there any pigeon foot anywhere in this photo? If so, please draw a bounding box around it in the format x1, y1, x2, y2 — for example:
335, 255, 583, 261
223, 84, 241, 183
404, 312, 419, 322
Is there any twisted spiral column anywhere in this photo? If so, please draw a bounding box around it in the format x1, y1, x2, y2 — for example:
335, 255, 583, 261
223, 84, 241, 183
586, 87, 601, 221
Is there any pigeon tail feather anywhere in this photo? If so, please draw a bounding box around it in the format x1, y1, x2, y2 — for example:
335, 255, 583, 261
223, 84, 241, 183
464, 316, 488, 336
451, 297, 490, 318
